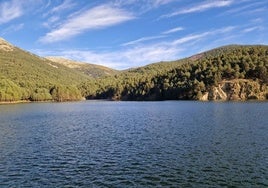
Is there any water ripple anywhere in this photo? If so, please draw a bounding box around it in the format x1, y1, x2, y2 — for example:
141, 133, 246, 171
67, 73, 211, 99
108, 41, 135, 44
0, 101, 267, 187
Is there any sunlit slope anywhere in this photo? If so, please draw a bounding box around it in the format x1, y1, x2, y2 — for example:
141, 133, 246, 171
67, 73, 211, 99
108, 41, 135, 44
0, 38, 89, 101
46, 57, 119, 78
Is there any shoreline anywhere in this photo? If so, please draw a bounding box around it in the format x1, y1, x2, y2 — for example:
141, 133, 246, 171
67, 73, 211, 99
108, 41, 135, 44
0, 100, 32, 105
1, 98, 268, 105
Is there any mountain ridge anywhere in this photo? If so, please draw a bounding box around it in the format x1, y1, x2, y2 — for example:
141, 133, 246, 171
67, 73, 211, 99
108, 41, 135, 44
45, 56, 118, 78
79, 44, 268, 101
0, 38, 268, 102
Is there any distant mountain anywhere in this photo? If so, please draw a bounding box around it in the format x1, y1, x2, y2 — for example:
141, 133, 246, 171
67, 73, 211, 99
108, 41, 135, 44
46, 57, 118, 78
0, 38, 89, 102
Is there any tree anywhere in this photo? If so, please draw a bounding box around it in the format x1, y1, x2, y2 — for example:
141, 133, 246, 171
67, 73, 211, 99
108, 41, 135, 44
0, 78, 22, 101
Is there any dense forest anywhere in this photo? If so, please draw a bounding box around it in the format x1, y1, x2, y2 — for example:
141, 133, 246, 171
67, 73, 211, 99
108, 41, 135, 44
79, 45, 268, 101
1, 37, 268, 102
0, 38, 89, 102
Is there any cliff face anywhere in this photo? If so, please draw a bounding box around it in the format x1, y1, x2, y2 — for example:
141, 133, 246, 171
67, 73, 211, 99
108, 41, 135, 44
201, 79, 268, 101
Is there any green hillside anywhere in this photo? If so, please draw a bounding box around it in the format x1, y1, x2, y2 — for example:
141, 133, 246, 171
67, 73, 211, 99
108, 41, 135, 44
80, 45, 268, 101
1, 37, 268, 102
0, 38, 90, 102
46, 57, 118, 78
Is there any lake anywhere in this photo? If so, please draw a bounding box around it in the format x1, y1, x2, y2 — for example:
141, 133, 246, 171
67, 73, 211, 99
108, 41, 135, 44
0, 101, 267, 187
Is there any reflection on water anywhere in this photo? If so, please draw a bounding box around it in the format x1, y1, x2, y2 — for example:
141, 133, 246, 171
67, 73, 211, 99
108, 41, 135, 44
0, 101, 267, 187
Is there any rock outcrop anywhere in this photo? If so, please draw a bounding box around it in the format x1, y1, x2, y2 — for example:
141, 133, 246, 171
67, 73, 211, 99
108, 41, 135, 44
201, 79, 268, 101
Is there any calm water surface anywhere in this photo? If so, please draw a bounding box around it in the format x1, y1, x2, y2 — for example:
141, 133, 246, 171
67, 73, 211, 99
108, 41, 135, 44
0, 101, 267, 187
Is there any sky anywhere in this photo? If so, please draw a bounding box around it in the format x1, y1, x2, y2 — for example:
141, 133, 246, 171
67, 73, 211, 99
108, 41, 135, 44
0, 0, 267, 70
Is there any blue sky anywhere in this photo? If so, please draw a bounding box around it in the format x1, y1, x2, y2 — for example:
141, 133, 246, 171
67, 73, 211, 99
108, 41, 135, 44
0, 0, 267, 69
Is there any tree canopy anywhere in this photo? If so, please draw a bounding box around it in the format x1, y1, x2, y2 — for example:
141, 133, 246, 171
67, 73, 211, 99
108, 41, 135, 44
1, 44, 268, 102
80, 45, 268, 101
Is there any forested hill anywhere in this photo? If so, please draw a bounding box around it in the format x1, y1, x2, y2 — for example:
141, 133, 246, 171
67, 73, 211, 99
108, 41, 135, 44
0, 38, 90, 102
80, 45, 268, 101
1, 38, 268, 102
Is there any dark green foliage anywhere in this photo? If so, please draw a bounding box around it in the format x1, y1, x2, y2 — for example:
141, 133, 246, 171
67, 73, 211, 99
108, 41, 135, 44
50, 85, 82, 102
30, 88, 52, 101
1, 41, 268, 102
80, 45, 268, 100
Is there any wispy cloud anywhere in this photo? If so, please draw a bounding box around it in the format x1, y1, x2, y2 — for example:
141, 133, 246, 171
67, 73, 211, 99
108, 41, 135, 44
39, 4, 135, 43
172, 32, 210, 45
151, 0, 179, 7
49, 0, 76, 14
221, 1, 267, 17
42, 0, 77, 29
38, 44, 181, 70
42, 16, 60, 28
36, 26, 237, 69
1, 23, 24, 35
114, 0, 177, 7
122, 26, 184, 46
163, 0, 233, 18
0, 0, 47, 24
42, 0, 76, 21
121, 27, 184, 46
0, 0, 23, 24
250, 18, 263, 24
162, 27, 184, 34
171, 26, 236, 45
122, 35, 167, 46
113, 0, 178, 13
242, 26, 262, 33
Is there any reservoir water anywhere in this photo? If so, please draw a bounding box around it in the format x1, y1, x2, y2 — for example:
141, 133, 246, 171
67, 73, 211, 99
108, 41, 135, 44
0, 101, 267, 187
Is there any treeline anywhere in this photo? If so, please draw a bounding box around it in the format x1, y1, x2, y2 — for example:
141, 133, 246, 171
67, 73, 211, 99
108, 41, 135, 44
1, 44, 268, 102
79, 45, 268, 100
0, 77, 82, 102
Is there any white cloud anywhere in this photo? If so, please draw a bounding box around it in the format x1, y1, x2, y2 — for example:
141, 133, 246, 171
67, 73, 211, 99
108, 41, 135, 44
173, 26, 236, 45
35, 26, 238, 70
113, 0, 178, 13
121, 26, 184, 47
251, 18, 263, 24
243, 26, 262, 33
163, 0, 233, 17
221, 1, 267, 17
49, 44, 181, 70
162, 27, 184, 34
172, 32, 210, 45
42, 16, 60, 28
1, 23, 24, 35
0, 0, 23, 24
50, 0, 75, 14
42, 0, 76, 29
114, 0, 177, 7
42, 0, 76, 19
34, 41, 182, 69
120, 45, 180, 68
122, 35, 167, 46
152, 0, 178, 7
0, 0, 47, 24
39, 4, 135, 43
